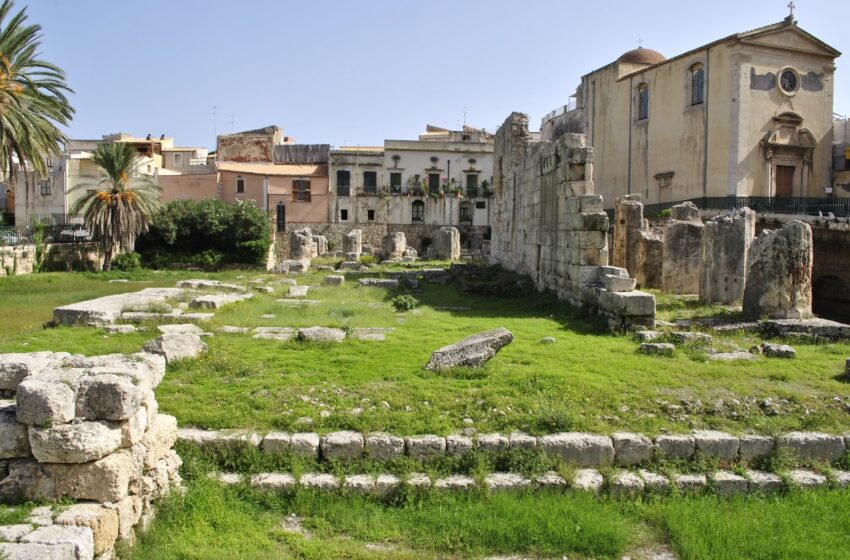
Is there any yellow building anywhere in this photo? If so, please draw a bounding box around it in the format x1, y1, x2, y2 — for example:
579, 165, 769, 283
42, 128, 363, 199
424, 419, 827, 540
541, 16, 841, 207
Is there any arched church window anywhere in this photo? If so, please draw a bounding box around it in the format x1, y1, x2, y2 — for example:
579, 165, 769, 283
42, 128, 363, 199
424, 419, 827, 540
637, 84, 649, 120
690, 63, 705, 105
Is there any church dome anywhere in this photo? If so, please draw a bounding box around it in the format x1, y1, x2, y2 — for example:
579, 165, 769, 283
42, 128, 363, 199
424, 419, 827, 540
617, 47, 666, 65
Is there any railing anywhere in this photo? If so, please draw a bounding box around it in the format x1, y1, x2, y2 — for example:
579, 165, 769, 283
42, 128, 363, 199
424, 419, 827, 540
631, 197, 850, 219
541, 100, 578, 124
0, 223, 93, 246
336, 186, 351, 197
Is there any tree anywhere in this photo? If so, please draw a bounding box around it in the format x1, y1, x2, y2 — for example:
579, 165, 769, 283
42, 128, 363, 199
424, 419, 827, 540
0, 0, 74, 215
70, 142, 161, 271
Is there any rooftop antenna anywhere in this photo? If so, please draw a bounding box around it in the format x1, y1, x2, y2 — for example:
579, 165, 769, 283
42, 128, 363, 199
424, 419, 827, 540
463, 106, 468, 127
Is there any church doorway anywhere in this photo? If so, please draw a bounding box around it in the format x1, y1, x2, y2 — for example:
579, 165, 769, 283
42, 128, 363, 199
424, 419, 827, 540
775, 165, 795, 198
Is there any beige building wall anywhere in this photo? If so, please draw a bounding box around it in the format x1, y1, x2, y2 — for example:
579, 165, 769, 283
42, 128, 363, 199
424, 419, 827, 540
543, 20, 839, 208
159, 173, 219, 202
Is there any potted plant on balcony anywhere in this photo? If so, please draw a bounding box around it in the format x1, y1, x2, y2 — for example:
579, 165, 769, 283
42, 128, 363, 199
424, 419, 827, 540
481, 179, 493, 198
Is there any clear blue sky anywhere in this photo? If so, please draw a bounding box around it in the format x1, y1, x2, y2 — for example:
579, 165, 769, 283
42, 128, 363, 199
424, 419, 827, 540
26, 0, 849, 150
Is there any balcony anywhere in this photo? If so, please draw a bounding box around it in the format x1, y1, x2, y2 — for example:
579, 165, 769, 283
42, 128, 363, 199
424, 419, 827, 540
336, 186, 351, 197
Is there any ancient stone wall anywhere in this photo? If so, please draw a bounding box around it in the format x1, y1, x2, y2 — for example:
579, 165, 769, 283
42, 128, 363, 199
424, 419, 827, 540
661, 202, 704, 294
0, 343, 184, 558
489, 112, 654, 328
743, 220, 813, 319
612, 195, 662, 289
699, 209, 756, 305
0, 243, 103, 277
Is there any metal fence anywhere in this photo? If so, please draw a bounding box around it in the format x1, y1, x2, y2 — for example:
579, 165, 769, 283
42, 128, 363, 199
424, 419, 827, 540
634, 197, 850, 219
0, 223, 92, 247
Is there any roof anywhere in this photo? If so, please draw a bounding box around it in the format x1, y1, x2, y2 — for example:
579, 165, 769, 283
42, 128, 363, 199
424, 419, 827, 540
617, 47, 666, 65
617, 19, 841, 81
217, 161, 328, 176
221, 125, 280, 137
162, 147, 205, 152
335, 146, 384, 152
273, 144, 330, 165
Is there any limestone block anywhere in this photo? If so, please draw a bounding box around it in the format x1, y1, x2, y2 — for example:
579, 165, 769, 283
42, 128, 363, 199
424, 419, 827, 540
0, 404, 30, 459
777, 432, 845, 463
671, 201, 701, 222
375, 474, 401, 495
54, 503, 119, 557
297, 327, 346, 343
290, 433, 320, 459
251, 473, 296, 491
760, 342, 796, 358
508, 433, 537, 449
599, 290, 656, 317
405, 435, 446, 460
342, 229, 362, 257
300, 473, 339, 490
131, 353, 167, 388
321, 431, 364, 460
565, 194, 603, 214
108, 495, 142, 541
612, 432, 653, 465
0, 524, 34, 542
323, 275, 345, 286
477, 433, 509, 452
48, 449, 136, 502
693, 430, 739, 460
405, 472, 431, 488
743, 221, 813, 319
787, 469, 827, 489
739, 434, 774, 462
745, 470, 784, 494
712, 471, 748, 497
365, 433, 404, 460
484, 472, 531, 491
357, 278, 399, 289
16, 378, 76, 426
433, 227, 461, 261
157, 324, 205, 336
0, 542, 79, 560
119, 407, 148, 448
382, 232, 406, 260
539, 433, 614, 467
655, 435, 695, 460
445, 435, 473, 455
343, 474, 376, 494
572, 469, 604, 493
434, 475, 475, 491
639, 470, 670, 493
142, 333, 207, 363
639, 343, 674, 357
425, 328, 513, 370
536, 471, 567, 488
141, 414, 178, 469
29, 421, 122, 463
21, 525, 94, 560
609, 471, 644, 499
636, 330, 662, 342
76, 374, 141, 421
700, 208, 755, 305
0, 460, 54, 503
290, 228, 314, 260
662, 220, 704, 295
261, 432, 291, 455
670, 332, 713, 345
674, 474, 707, 493
0, 352, 71, 391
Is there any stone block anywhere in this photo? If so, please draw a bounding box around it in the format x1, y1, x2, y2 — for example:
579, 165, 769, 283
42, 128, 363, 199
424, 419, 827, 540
603, 275, 636, 293
405, 435, 446, 460
787, 469, 827, 489
405, 472, 431, 488
261, 432, 291, 455
0, 405, 30, 459
445, 435, 473, 455
746, 470, 784, 494
343, 474, 376, 494
693, 430, 739, 460
251, 473, 296, 491
297, 327, 346, 343
375, 474, 401, 494
22, 525, 95, 560
655, 435, 695, 460
712, 471, 748, 497
539, 433, 614, 467
508, 433, 537, 449
54, 503, 119, 557
142, 333, 207, 363
141, 414, 178, 469
0, 542, 79, 560
639, 343, 674, 357
777, 432, 845, 463
536, 471, 567, 488
425, 328, 513, 370
109, 495, 142, 541
477, 433, 509, 452
299, 473, 339, 490
320, 431, 364, 460
434, 475, 475, 491
484, 472, 531, 491
0, 352, 70, 391
609, 471, 644, 499
566, 194, 603, 214
323, 275, 345, 286
365, 433, 404, 460
16, 379, 76, 426
738, 435, 774, 462
760, 342, 796, 358
638, 470, 670, 493
290, 433, 320, 459
599, 290, 656, 317
29, 421, 122, 463
612, 432, 653, 465
674, 474, 707, 493
76, 374, 141, 421
572, 469, 604, 493
48, 450, 137, 502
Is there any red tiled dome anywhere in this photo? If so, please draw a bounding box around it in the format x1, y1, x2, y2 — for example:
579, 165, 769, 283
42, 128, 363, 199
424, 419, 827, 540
617, 47, 666, 65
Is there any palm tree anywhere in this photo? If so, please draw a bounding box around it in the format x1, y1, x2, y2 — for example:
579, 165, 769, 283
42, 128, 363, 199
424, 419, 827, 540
70, 142, 161, 271
0, 0, 74, 215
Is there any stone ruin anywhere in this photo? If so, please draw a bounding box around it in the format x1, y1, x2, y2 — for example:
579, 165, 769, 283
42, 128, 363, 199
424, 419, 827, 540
343, 229, 362, 260
281, 228, 329, 274
700, 208, 756, 305
661, 201, 704, 294
430, 227, 461, 261
382, 231, 406, 260
489, 112, 654, 328
0, 340, 187, 559
743, 220, 813, 319
612, 195, 663, 289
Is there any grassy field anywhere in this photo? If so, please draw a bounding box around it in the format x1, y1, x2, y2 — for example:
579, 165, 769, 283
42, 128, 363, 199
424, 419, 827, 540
2, 263, 850, 436
128, 474, 850, 560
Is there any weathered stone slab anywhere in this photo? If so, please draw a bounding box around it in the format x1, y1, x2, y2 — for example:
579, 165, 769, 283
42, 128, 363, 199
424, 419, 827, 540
484, 472, 530, 491
300, 473, 339, 490
739, 434, 774, 462
777, 432, 845, 463
609, 471, 644, 499
0, 352, 73, 391
261, 432, 291, 455
639, 470, 670, 493
176, 280, 245, 292
674, 474, 707, 493
746, 470, 784, 494
693, 430, 739, 460
290, 433, 320, 459
358, 278, 399, 289
760, 342, 796, 358
297, 327, 346, 343
612, 432, 653, 465
655, 435, 695, 460
572, 469, 604, 493
365, 433, 404, 460
157, 324, 206, 336
712, 471, 748, 496
425, 328, 513, 370
54, 287, 183, 326
787, 469, 827, 489
17, 379, 76, 426
639, 343, 674, 357
477, 433, 509, 452
29, 421, 122, 463
142, 333, 207, 363
76, 374, 142, 421
320, 431, 363, 460
251, 473, 296, 491
708, 351, 755, 362
445, 435, 473, 455
539, 433, 614, 467
0, 404, 30, 459
434, 475, 475, 491
323, 275, 344, 286
54, 503, 119, 557
21, 525, 94, 560
405, 435, 446, 460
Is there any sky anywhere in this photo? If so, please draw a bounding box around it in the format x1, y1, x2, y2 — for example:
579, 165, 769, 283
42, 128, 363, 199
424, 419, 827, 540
24, 0, 850, 150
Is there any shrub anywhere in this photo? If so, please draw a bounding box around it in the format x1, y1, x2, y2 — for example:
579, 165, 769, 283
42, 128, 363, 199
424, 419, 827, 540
136, 199, 271, 267
359, 254, 378, 266
112, 251, 142, 271
392, 295, 420, 312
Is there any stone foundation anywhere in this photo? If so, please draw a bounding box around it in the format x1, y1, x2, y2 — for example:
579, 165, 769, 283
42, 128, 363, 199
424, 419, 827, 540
0, 243, 103, 277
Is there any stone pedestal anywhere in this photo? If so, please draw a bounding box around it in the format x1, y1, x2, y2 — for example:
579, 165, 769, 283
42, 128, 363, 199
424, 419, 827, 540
662, 202, 704, 294
700, 208, 756, 305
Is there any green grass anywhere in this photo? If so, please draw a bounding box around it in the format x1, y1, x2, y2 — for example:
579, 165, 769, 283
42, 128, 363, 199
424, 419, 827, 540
129, 476, 850, 560
3, 265, 850, 436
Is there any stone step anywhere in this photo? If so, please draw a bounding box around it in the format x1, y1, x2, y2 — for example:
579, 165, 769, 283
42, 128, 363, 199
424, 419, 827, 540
211, 468, 850, 497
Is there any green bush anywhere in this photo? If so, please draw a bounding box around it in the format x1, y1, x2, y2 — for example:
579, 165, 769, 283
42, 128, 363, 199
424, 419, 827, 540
391, 295, 420, 312
359, 254, 378, 266
112, 251, 141, 271
136, 199, 271, 267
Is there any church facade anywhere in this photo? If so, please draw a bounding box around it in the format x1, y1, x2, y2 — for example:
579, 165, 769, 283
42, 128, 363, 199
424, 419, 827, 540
541, 17, 841, 207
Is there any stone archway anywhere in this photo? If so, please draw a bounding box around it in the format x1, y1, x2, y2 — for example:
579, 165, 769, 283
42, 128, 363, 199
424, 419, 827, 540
813, 275, 850, 323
